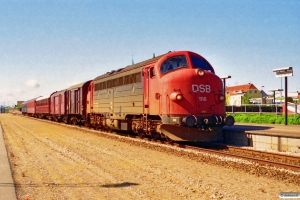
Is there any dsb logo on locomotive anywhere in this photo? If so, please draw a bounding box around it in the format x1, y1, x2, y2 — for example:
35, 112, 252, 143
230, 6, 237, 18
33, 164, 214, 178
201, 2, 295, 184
192, 84, 211, 93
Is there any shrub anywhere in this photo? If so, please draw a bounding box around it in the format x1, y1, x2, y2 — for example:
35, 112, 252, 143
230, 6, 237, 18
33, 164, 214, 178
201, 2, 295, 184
267, 115, 276, 124
227, 113, 300, 125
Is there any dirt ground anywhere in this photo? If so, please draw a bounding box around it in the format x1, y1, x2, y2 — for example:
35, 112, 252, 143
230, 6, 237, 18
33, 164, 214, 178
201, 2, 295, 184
0, 114, 299, 200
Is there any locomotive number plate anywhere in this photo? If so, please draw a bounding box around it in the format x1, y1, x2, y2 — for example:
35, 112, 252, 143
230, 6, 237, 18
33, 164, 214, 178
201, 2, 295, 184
199, 97, 207, 101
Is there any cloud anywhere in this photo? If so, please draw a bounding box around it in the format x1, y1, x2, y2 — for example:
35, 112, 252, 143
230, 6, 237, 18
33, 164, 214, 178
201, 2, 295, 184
26, 79, 40, 88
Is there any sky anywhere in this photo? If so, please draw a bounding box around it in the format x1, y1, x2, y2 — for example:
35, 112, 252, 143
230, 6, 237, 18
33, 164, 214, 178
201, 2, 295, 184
0, 0, 299, 106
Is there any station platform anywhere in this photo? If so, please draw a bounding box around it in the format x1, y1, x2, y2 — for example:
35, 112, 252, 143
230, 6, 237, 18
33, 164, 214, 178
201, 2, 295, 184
222, 123, 300, 152
224, 123, 300, 138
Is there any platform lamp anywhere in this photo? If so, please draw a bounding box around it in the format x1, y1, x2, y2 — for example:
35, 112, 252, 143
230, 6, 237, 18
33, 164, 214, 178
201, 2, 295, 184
220, 76, 231, 96
261, 86, 264, 104
269, 89, 284, 104
273, 67, 293, 125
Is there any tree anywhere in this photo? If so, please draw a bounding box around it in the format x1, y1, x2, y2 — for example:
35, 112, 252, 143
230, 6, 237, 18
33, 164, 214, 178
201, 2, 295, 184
242, 93, 251, 104
287, 97, 294, 103
225, 94, 230, 105
14, 104, 22, 109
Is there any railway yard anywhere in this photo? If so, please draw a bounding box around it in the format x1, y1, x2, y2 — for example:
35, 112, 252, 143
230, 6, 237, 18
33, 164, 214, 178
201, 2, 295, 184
1, 114, 300, 199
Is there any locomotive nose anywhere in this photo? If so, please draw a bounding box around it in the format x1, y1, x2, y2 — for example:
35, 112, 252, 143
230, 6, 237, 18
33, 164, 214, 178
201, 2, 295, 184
182, 115, 197, 127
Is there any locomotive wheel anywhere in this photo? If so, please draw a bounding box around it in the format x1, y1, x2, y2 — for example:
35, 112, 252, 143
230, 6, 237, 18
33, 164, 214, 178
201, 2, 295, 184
70, 118, 77, 125
84, 121, 91, 127
138, 130, 146, 138
151, 132, 161, 140
62, 117, 68, 124
106, 127, 112, 132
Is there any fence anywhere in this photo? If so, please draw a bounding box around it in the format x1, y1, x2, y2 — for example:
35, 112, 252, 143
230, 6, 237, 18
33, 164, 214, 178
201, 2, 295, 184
226, 104, 282, 114
227, 103, 298, 113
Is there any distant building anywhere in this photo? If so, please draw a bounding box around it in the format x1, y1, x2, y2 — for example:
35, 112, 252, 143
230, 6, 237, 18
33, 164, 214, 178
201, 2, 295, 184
288, 92, 300, 102
17, 101, 24, 106
225, 83, 266, 105
226, 83, 299, 105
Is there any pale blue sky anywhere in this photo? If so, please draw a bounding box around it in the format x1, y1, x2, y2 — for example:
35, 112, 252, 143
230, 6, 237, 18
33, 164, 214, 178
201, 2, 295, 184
1, 0, 299, 106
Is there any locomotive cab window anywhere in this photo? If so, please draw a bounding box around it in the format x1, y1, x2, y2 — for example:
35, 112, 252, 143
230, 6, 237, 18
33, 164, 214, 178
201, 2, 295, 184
191, 55, 215, 74
160, 55, 188, 74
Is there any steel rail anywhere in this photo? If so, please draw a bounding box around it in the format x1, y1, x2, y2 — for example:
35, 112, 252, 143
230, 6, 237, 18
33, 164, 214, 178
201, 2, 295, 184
224, 145, 300, 163
180, 144, 300, 172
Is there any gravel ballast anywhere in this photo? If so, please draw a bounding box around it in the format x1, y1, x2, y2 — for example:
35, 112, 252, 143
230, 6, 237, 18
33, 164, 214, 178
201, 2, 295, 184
1, 114, 299, 200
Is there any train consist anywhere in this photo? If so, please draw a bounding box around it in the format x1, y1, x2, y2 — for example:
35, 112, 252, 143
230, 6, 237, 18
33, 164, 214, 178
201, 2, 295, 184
22, 51, 234, 141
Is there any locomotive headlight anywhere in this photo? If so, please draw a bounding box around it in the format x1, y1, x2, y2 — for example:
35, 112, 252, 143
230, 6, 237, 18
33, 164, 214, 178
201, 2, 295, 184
219, 95, 225, 101
197, 69, 205, 76
176, 94, 183, 100
170, 92, 183, 101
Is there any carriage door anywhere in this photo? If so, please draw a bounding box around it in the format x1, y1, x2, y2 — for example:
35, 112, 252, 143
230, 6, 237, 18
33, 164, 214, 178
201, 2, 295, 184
70, 90, 76, 113
86, 82, 94, 114
71, 89, 80, 114
76, 89, 81, 114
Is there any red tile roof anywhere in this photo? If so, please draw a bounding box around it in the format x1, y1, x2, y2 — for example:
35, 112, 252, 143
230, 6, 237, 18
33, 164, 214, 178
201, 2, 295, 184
226, 83, 258, 95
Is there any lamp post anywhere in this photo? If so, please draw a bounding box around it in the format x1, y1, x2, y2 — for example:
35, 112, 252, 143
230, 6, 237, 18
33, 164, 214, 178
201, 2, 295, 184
261, 86, 264, 104
273, 67, 293, 125
269, 89, 284, 104
220, 76, 231, 96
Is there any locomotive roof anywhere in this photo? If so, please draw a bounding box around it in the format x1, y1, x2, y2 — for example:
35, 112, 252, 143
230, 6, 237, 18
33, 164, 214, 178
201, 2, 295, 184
94, 53, 165, 81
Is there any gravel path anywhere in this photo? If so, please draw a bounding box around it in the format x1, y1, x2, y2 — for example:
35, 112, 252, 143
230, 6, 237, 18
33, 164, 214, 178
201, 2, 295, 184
1, 114, 299, 200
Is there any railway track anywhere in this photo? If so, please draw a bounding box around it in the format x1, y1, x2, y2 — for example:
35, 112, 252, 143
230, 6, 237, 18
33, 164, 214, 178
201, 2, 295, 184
24, 114, 300, 173
182, 143, 300, 172
122, 133, 300, 173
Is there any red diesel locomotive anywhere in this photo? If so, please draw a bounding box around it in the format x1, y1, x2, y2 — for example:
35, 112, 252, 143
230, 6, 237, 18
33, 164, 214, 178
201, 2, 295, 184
22, 50, 234, 141
87, 50, 234, 141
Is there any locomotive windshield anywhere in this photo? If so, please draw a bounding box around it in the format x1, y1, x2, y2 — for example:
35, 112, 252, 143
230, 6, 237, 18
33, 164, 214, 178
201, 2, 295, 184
191, 55, 215, 74
160, 55, 188, 74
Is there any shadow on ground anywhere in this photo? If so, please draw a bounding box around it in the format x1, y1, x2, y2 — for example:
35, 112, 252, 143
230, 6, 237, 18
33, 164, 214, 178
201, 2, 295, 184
0, 181, 139, 188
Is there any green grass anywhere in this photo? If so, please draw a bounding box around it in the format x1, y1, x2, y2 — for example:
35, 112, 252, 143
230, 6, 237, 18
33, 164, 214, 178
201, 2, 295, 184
227, 113, 300, 125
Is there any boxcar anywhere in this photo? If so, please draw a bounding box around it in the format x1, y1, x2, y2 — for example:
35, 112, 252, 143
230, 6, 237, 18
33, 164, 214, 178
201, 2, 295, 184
66, 80, 92, 124
26, 97, 40, 117
50, 90, 67, 122
22, 101, 28, 114
35, 95, 51, 119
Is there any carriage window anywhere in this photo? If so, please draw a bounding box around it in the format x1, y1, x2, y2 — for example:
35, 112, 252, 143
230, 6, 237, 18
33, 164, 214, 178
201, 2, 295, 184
191, 55, 215, 73
160, 55, 188, 74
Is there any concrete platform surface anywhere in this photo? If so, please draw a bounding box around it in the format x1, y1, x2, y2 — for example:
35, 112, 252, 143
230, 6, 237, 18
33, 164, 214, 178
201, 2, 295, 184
0, 125, 17, 200
224, 122, 300, 138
